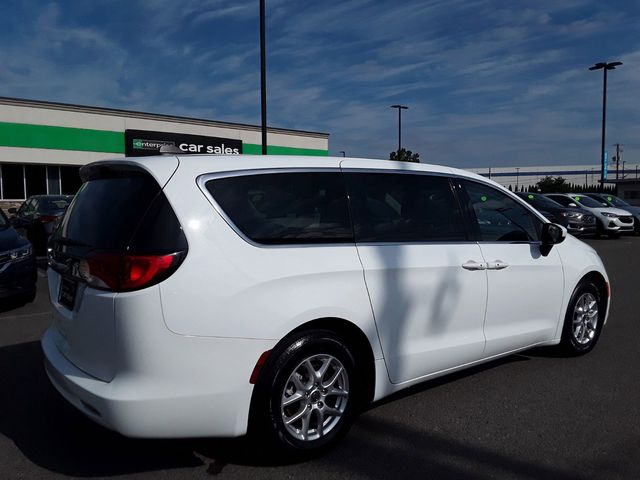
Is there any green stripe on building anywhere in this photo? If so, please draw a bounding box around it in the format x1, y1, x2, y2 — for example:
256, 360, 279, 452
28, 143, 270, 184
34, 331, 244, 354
242, 143, 328, 156
0, 121, 328, 156
0, 122, 124, 153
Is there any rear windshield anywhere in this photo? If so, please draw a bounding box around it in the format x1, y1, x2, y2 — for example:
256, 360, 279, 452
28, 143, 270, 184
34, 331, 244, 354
39, 197, 72, 213
53, 169, 186, 254
57, 175, 160, 250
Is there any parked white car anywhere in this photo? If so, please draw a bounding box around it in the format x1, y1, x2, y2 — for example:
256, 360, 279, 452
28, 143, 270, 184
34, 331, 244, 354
547, 193, 634, 237
42, 156, 610, 454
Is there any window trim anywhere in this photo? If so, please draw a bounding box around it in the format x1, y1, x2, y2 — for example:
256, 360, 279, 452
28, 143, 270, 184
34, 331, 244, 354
197, 168, 356, 249
456, 177, 545, 244
198, 168, 552, 249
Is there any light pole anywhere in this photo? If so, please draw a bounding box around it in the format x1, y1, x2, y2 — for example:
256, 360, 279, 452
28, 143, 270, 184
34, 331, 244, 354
515, 167, 520, 190
589, 61, 622, 191
390, 105, 408, 152
260, 0, 267, 155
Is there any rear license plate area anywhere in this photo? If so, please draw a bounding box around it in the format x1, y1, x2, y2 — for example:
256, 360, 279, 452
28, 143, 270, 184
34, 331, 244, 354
59, 277, 78, 310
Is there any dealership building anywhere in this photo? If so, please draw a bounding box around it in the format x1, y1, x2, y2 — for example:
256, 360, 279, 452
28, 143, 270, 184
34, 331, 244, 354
2, 96, 639, 208
0, 97, 329, 204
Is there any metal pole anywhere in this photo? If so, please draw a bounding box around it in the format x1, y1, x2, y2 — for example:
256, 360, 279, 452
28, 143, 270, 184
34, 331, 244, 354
398, 108, 402, 151
260, 0, 267, 155
600, 67, 607, 191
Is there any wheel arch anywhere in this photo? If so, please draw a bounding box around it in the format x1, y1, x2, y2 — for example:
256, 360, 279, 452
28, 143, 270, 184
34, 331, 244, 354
581, 270, 609, 318
250, 317, 377, 410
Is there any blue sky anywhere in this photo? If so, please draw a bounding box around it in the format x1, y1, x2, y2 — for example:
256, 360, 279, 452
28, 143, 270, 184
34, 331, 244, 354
1, 0, 639, 167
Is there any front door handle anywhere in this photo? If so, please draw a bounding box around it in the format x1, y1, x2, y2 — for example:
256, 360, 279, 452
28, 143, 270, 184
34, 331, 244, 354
487, 260, 509, 270
462, 260, 487, 271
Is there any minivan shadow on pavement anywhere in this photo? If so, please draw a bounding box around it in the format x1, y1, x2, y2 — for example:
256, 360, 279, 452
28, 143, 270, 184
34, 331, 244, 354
0, 339, 576, 478
0, 341, 206, 476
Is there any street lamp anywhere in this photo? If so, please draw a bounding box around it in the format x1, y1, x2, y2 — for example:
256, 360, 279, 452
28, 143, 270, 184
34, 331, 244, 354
390, 105, 408, 152
589, 61, 622, 191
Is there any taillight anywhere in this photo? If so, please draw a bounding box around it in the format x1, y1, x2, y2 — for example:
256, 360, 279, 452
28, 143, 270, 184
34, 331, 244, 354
80, 252, 184, 292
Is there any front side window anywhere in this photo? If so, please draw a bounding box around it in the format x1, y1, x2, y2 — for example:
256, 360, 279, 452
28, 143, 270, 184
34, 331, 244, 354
461, 180, 540, 242
206, 172, 353, 245
344, 172, 467, 243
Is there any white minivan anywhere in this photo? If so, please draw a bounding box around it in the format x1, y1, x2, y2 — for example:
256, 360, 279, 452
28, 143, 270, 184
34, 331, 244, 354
42, 155, 610, 453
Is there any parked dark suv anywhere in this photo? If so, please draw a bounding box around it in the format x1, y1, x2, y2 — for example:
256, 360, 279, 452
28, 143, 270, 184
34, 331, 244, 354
9, 195, 73, 255
516, 192, 596, 236
0, 208, 37, 304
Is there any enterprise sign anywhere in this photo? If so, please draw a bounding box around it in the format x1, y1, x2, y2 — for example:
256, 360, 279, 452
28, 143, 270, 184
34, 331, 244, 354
125, 129, 243, 157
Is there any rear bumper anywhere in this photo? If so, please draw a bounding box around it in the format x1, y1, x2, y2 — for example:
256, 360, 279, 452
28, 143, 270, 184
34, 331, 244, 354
41, 325, 275, 438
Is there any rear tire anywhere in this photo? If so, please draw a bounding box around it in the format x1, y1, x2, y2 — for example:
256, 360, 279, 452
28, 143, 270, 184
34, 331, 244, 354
558, 280, 604, 356
250, 330, 360, 456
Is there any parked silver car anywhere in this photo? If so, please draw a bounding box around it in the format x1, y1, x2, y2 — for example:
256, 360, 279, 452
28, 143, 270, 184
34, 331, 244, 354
546, 193, 634, 237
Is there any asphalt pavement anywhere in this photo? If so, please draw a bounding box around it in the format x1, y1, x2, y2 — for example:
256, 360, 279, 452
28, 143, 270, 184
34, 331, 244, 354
0, 237, 639, 479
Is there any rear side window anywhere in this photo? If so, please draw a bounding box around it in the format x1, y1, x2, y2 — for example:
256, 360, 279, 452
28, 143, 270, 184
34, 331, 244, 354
205, 172, 353, 245
461, 180, 540, 242
344, 172, 467, 243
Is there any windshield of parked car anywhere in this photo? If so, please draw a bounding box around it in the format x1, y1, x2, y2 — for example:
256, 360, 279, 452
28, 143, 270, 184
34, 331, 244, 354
39, 196, 72, 213
571, 195, 602, 208
603, 195, 630, 208
526, 194, 564, 210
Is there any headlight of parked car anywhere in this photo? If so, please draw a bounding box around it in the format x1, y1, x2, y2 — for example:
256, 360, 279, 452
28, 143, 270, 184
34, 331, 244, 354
601, 212, 618, 218
561, 212, 583, 219
1, 244, 32, 264
11, 245, 33, 260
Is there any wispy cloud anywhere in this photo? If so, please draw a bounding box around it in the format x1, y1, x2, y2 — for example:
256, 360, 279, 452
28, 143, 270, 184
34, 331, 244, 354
0, 0, 638, 165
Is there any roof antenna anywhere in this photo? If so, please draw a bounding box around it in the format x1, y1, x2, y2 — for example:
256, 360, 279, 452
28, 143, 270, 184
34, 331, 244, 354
159, 145, 183, 155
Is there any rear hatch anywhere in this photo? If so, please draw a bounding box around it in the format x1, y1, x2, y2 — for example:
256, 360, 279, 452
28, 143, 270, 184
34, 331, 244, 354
47, 160, 187, 381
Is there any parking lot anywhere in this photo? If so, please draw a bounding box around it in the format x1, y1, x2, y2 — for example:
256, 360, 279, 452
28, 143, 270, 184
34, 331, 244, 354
0, 237, 638, 480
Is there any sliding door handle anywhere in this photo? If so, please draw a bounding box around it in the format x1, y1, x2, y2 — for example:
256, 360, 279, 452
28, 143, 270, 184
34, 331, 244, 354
462, 260, 487, 271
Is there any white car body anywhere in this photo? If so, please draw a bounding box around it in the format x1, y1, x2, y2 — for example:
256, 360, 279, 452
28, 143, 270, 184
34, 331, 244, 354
42, 155, 610, 439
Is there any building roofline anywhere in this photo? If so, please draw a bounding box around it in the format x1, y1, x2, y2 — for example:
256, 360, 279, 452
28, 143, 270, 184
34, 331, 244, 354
0, 96, 329, 139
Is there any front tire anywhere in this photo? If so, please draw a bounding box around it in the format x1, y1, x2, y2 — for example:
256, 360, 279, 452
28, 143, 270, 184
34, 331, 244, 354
558, 280, 604, 356
250, 330, 360, 455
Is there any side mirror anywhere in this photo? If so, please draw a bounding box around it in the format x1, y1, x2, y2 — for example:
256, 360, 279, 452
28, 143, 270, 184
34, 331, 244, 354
540, 223, 566, 256
8, 207, 17, 214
